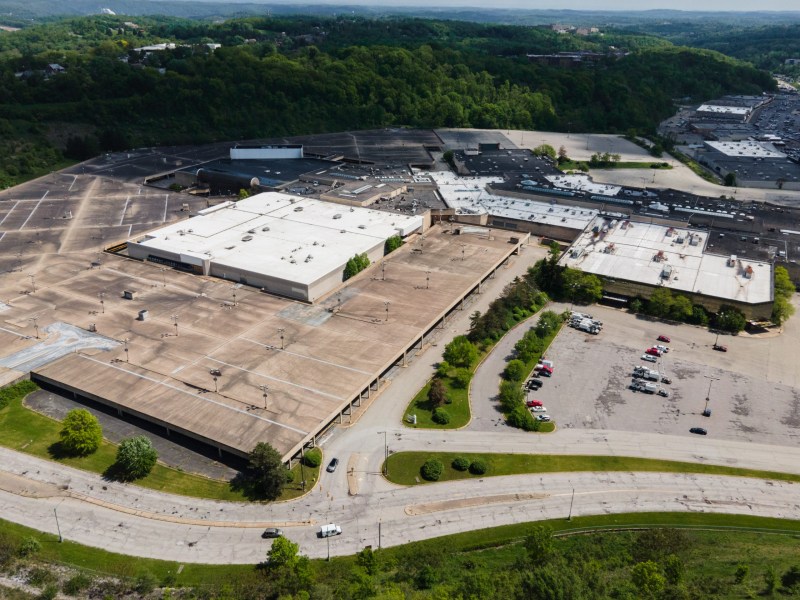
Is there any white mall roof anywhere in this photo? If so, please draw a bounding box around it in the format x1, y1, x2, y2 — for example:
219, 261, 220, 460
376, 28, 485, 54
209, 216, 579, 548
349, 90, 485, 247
562, 217, 772, 305
422, 171, 597, 231
130, 193, 422, 286
706, 141, 786, 159
697, 104, 751, 115
545, 174, 622, 196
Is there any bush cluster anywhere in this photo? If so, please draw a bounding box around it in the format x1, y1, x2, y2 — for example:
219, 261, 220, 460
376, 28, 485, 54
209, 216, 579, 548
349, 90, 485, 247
432, 407, 450, 425
303, 448, 322, 468
421, 459, 444, 481
451, 457, 470, 471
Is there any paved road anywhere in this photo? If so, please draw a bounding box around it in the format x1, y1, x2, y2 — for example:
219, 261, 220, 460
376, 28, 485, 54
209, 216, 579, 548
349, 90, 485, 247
2, 240, 800, 564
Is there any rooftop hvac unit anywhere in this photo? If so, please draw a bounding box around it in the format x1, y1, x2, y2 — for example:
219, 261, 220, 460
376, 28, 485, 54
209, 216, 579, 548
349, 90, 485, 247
728, 255, 737, 267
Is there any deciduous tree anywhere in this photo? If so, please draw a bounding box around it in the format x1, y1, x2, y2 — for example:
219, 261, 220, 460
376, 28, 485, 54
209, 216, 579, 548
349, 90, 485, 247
59, 408, 102, 456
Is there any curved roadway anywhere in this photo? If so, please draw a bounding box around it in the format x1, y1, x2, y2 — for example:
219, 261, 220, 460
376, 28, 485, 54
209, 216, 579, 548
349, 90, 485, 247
2, 243, 800, 563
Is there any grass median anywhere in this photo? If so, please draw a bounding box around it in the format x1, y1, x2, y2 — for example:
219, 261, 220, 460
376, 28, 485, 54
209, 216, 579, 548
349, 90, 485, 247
0, 381, 317, 502
384, 451, 800, 486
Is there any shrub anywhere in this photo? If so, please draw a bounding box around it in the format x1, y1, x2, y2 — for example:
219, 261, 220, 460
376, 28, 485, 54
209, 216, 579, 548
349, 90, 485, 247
27, 566, 56, 586
507, 405, 539, 431
420, 459, 444, 481
134, 571, 158, 595
38, 584, 58, 600
59, 408, 103, 456
452, 457, 470, 471
385, 235, 403, 254
469, 460, 488, 475
63, 573, 93, 596
435, 361, 451, 377
114, 435, 158, 480
303, 448, 322, 468
432, 407, 450, 425
0, 380, 37, 411
451, 368, 472, 389
18, 536, 41, 558
428, 378, 448, 407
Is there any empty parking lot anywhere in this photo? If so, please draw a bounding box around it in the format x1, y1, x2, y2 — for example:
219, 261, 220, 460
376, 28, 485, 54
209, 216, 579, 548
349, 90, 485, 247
535, 303, 800, 446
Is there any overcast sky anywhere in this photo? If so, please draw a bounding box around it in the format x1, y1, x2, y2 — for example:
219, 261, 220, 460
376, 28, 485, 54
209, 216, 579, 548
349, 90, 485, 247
282, 0, 800, 9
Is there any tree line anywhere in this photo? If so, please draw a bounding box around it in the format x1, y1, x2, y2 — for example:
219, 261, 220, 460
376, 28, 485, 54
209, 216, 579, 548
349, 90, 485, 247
0, 14, 777, 186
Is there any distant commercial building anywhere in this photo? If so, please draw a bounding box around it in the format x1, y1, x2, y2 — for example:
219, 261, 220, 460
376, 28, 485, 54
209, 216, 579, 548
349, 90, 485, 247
229, 144, 304, 160
561, 216, 773, 319
127, 193, 423, 302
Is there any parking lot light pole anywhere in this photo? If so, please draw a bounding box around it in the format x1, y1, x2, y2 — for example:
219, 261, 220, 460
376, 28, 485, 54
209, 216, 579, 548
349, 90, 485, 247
384, 301, 390, 322
29, 273, 36, 294
278, 328, 285, 350
704, 375, 719, 414
172, 314, 179, 336
378, 431, 388, 475
123, 338, 129, 362
259, 384, 268, 410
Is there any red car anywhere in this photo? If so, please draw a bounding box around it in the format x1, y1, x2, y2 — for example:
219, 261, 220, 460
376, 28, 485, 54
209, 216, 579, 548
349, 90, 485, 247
657, 335, 671, 343
526, 399, 543, 407
645, 347, 661, 357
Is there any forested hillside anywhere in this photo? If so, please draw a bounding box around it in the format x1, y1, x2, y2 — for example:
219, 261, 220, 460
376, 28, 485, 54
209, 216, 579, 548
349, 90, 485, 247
0, 15, 775, 187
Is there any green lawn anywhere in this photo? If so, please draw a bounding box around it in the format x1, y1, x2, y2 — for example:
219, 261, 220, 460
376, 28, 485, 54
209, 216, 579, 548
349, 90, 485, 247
384, 451, 800, 486
404, 378, 470, 429
0, 381, 318, 502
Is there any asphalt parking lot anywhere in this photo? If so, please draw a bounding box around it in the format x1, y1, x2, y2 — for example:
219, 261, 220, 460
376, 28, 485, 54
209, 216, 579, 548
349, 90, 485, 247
534, 304, 800, 446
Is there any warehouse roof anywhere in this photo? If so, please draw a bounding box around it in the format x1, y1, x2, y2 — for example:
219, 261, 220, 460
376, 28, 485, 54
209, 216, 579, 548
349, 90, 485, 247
129, 193, 423, 285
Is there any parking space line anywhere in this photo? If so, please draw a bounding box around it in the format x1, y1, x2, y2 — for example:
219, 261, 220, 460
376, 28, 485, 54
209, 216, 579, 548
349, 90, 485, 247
119, 196, 130, 226
19, 191, 48, 230
0, 201, 20, 228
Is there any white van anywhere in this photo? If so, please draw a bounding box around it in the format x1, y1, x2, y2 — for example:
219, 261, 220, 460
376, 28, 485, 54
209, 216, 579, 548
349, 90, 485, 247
319, 524, 342, 538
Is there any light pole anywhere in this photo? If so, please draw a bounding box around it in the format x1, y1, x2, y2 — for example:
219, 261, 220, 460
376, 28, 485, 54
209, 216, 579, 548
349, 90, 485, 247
703, 375, 719, 415
568, 487, 575, 521
460, 244, 466, 261
29, 273, 36, 294
381, 262, 386, 281
259, 384, 268, 410
426, 270, 430, 289
160, 267, 167, 287
278, 328, 285, 350
384, 301, 390, 322
123, 338, 129, 362
54, 507, 62, 543
378, 431, 388, 475
98, 292, 105, 314
171, 314, 178, 336
232, 289, 236, 307
29, 317, 39, 339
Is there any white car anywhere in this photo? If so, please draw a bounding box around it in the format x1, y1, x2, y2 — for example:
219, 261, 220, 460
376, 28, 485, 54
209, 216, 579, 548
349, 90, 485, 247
656, 344, 670, 353
531, 406, 547, 413
641, 354, 657, 363
536, 414, 551, 422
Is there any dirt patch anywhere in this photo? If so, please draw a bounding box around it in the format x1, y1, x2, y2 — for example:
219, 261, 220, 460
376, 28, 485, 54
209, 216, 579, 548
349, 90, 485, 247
781, 391, 800, 429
